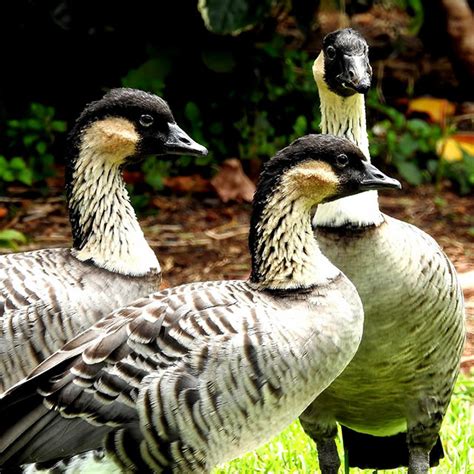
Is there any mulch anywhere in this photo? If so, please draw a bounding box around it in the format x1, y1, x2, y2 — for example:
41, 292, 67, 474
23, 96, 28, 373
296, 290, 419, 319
0, 182, 472, 372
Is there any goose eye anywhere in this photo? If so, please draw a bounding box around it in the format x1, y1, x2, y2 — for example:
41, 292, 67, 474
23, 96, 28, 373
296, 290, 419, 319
336, 153, 349, 168
139, 114, 154, 127
326, 45, 336, 60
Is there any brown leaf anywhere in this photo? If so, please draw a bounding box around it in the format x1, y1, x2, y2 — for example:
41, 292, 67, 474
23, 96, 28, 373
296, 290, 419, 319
164, 175, 211, 194
210, 159, 256, 203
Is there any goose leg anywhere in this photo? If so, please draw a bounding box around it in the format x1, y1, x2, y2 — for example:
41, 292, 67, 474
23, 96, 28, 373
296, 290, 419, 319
316, 435, 341, 474
407, 446, 429, 474
407, 396, 445, 474
300, 415, 340, 474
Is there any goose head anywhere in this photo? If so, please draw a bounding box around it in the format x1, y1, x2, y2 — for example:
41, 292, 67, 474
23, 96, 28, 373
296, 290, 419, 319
313, 28, 372, 97
68, 87, 207, 166
254, 134, 400, 211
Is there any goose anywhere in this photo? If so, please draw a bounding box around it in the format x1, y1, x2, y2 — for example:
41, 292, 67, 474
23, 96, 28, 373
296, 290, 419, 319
299, 28, 466, 474
0, 134, 401, 473
0, 87, 208, 392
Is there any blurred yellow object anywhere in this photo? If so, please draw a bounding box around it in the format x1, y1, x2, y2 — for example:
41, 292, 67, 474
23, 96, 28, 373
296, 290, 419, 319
408, 97, 455, 124
437, 133, 474, 162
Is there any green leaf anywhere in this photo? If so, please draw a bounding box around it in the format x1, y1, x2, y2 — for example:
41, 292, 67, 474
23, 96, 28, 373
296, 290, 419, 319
397, 161, 423, 185
201, 50, 236, 73
406, 118, 431, 135
185, 102, 201, 124
23, 134, 38, 147
51, 120, 67, 132
209, 122, 223, 135
121, 58, 171, 96
198, 0, 272, 35
398, 133, 419, 157
2, 170, 15, 182
142, 158, 171, 190
36, 141, 47, 155
195, 154, 212, 166
18, 168, 33, 185
292, 115, 308, 137
9, 157, 26, 170
0, 229, 27, 244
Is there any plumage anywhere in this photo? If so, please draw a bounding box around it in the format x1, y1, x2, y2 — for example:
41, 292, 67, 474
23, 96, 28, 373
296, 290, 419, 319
0, 134, 401, 473
0, 88, 208, 392
300, 28, 466, 474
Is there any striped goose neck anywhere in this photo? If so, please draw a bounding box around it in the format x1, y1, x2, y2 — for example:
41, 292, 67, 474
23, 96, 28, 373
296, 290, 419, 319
66, 129, 159, 277
313, 69, 382, 227
249, 181, 339, 291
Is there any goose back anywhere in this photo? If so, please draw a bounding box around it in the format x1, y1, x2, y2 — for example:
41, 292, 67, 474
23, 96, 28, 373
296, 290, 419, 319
0, 277, 363, 471
0, 248, 160, 391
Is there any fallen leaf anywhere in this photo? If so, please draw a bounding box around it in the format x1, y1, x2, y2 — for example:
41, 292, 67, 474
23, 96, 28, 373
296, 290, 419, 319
210, 159, 256, 203
164, 175, 211, 193
0, 207, 7, 218
407, 97, 455, 124
123, 171, 144, 184
437, 133, 474, 162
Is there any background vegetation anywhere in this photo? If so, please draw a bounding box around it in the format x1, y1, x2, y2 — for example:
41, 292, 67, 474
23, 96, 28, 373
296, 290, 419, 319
0, 0, 473, 211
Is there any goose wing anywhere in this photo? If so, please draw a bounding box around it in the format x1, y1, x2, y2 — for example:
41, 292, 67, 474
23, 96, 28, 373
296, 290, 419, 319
0, 280, 265, 467
0, 248, 159, 390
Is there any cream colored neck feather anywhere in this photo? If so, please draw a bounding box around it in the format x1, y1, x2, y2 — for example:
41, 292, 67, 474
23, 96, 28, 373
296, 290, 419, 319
69, 120, 159, 276
312, 52, 382, 227
252, 170, 340, 290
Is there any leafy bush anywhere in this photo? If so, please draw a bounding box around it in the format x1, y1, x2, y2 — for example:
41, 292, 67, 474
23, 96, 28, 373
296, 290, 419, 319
1, 103, 66, 188
367, 93, 444, 185
440, 152, 474, 195
121, 35, 321, 190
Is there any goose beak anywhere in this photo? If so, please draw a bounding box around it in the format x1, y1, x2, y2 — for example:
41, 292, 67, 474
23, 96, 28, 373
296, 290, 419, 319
164, 123, 208, 156
359, 162, 401, 191
338, 54, 372, 94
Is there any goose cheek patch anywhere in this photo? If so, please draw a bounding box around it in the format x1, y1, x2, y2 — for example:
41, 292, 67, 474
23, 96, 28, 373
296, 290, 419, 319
84, 118, 139, 160
284, 161, 339, 202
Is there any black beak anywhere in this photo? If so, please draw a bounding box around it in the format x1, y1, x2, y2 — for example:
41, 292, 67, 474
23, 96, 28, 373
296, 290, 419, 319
359, 161, 401, 191
338, 54, 372, 94
164, 123, 208, 156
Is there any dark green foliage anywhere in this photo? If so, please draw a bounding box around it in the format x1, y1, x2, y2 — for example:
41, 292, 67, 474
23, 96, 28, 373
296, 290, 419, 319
119, 35, 321, 190
367, 92, 443, 186
440, 152, 474, 195
0, 0, 470, 199
197, 0, 275, 35
1, 103, 66, 189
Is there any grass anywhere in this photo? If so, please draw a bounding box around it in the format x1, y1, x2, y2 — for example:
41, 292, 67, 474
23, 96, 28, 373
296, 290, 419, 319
214, 375, 473, 474
73, 376, 473, 474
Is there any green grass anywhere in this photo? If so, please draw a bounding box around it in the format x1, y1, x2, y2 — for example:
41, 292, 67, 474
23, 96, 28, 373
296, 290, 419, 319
214, 375, 473, 474
75, 376, 473, 474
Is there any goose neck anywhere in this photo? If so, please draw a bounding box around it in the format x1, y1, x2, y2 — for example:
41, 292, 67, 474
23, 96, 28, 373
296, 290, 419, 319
249, 185, 339, 291
66, 128, 159, 277
314, 79, 382, 227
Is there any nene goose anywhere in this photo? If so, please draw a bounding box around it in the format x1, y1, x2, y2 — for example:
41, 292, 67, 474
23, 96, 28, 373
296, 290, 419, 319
0, 87, 207, 392
299, 28, 466, 474
0, 134, 401, 473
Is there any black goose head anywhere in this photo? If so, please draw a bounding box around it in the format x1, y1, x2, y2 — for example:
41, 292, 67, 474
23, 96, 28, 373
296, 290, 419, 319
322, 28, 372, 97
68, 87, 207, 163
253, 134, 400, 214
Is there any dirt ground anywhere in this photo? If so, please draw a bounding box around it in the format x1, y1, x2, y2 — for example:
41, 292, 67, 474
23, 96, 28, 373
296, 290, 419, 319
1, 183, 473, 373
